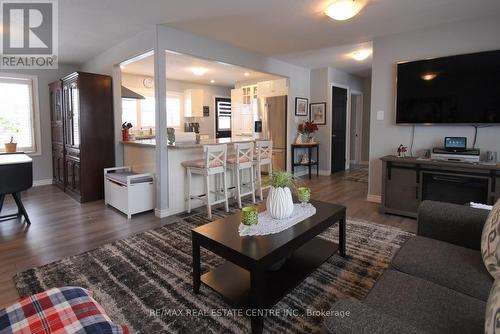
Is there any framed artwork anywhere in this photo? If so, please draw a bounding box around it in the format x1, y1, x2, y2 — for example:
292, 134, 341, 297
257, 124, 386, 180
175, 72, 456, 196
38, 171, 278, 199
310, 102, 326, 125
295, 97, 308, 116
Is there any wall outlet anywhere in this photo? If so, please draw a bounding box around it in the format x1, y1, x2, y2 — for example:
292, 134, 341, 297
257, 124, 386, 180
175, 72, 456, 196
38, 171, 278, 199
376, 110, 385, 121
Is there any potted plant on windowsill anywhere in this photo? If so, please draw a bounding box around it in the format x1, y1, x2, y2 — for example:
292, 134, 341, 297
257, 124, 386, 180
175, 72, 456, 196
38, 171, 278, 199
266, 170, 297, 220
1, 117, 19, 153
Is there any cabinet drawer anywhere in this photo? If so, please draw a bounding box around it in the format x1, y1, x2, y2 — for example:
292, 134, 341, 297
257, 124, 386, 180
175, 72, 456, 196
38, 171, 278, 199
385, 167, 419, 213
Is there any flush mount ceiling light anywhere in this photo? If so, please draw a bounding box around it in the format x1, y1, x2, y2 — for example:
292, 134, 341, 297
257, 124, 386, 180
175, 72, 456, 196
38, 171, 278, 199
190, 67, 208, 76
325, 0, 365, 21
350, 49, 372, 61
244, 72, 250, 77
421, 73, 438, 81
210, 80, 215, 83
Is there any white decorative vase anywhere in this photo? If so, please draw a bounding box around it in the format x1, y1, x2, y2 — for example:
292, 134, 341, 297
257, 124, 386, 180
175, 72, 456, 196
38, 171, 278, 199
267, 186, 294, 220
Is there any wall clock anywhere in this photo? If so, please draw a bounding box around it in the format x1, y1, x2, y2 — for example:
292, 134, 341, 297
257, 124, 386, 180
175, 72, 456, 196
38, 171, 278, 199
143, 77, 153, 89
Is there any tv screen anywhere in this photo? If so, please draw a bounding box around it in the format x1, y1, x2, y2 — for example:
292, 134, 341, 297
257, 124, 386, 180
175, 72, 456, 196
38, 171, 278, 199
396, 50, 500, 124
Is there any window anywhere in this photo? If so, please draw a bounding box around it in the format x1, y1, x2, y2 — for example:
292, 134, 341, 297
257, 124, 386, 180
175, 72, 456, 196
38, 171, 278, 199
140, 97, 156, 128
121, 98, 138, 126
167, 93, 182, 128
0, 74, 40, 154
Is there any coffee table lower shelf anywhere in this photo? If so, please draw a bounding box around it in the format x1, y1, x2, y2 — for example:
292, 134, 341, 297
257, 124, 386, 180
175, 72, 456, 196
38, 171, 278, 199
200, 236, 338, 308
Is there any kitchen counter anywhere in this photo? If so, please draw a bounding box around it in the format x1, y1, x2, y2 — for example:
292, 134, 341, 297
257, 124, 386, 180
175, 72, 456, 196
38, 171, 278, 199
121, 136, 255, 149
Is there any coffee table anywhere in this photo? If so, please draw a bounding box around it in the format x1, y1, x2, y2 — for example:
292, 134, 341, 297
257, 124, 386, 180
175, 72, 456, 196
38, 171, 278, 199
191, 200, 346, 334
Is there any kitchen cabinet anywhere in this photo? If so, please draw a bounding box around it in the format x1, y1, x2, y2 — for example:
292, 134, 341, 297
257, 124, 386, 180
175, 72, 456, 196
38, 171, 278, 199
184, 89, 204, 117
257, 78, 288, 97
231, 88, 255, 136
49, 72, 114, 202
242, 85, 257, 104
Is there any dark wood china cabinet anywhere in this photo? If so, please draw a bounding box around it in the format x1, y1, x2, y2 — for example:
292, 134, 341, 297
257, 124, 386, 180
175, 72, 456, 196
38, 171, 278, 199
49, 72, 114, 202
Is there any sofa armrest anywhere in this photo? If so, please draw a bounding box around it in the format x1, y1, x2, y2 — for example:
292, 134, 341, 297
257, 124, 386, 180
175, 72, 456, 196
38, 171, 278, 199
417, 200, 489, 250
322, 300, 424, 334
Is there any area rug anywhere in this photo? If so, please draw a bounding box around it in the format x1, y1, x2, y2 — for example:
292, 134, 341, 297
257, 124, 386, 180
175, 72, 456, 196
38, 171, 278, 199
14, 206, 413, 334
344, 166, 369, 183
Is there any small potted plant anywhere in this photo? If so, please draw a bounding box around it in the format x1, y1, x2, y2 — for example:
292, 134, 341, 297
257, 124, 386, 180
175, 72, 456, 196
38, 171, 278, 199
266, 170, 297, 220
5, 136, 17, 153
297, 121, 318, 143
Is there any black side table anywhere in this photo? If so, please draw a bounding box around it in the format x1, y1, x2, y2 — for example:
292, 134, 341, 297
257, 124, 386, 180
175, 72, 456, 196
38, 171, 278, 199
291, 143, 319, 179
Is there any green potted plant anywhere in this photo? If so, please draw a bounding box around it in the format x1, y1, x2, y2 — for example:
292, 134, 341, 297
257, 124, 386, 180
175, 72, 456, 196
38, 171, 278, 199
0, 117, 19, 153
266, 170, 297, 219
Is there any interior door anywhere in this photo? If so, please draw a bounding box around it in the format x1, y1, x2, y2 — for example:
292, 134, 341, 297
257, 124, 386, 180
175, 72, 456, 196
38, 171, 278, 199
331, 86, 347, 173
215, 97, 232, 138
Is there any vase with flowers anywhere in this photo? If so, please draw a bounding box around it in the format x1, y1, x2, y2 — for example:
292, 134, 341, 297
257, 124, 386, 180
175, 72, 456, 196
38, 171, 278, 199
297, 121, 318, 143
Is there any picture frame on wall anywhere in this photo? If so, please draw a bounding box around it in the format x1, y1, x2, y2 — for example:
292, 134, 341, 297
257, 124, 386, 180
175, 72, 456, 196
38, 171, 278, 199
310, 102, 326, 125
295, 97, 309, 116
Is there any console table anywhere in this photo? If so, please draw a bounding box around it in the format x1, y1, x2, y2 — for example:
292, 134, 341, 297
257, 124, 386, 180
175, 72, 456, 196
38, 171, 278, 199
381, 155, 500, 218
291, 143, 319, 179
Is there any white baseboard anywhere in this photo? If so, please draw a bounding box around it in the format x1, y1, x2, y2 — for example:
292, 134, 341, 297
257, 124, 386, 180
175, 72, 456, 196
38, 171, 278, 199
155, 208, 170, 218
359, 161, 369, 166
294, 169, 331, 177
367, 194, 382, 203
33, 179, 53, 187
319, 170, 331, 176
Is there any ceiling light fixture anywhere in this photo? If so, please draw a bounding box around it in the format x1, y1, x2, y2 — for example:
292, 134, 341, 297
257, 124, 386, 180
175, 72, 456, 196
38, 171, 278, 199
325, 0, 364, 21
421, 73, 438, 81
244, 72, 250, 77
190, 67, 208, 76
210, 80, 215, 83
350, 49, 372, 61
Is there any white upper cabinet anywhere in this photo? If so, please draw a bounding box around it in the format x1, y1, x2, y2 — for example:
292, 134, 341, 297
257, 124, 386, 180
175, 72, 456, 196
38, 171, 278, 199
257, 78, 288, 98
184, 89, 204, 118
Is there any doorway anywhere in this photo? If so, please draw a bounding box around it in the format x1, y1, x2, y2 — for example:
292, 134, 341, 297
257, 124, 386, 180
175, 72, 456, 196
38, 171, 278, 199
349, 91, 363, 165
331, 86, 348, 173
215, 97, 231, 138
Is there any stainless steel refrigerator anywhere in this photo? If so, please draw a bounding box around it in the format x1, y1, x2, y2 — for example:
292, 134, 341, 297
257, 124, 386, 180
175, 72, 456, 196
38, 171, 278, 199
258, 95, 287, 171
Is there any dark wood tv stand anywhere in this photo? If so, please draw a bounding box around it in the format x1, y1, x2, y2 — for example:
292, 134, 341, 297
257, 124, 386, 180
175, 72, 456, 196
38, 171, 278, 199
380, 156, 500, 218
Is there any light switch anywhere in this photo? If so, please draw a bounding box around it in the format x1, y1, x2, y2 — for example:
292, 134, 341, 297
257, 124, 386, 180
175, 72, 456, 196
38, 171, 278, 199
376, 110, 385, 121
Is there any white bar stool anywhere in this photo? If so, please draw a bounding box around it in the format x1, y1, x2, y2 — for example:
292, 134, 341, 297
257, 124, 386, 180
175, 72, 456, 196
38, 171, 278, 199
227, 142, 256, 208
254, 140, 273, 201
181, 144, 229, 220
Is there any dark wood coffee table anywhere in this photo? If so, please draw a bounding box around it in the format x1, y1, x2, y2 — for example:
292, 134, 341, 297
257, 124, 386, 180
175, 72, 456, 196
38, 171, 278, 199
191, 200, 346, 334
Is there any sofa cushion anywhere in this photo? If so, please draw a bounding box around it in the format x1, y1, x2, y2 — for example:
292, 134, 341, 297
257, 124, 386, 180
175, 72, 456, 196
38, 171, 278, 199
485, 279, 500, 334
322, 299, 425, 334
482, 199, 500, 279
392, 235, 493, 301
365, 270, 486, 334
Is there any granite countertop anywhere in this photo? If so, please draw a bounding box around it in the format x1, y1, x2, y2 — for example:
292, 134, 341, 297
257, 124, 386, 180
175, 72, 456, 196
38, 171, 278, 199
121, 136, 256, 149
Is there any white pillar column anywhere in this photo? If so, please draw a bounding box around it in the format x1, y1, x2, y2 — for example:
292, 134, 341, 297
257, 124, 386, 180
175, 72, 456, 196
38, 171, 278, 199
154, 26, 169, 217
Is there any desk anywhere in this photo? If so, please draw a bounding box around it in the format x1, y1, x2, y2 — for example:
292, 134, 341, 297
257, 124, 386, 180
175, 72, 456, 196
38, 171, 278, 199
0, 153, 33, 224
291, 143, 319, 179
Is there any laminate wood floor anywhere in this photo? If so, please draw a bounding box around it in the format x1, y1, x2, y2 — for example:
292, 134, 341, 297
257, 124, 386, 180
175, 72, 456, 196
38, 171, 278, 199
0, 172, 415, 307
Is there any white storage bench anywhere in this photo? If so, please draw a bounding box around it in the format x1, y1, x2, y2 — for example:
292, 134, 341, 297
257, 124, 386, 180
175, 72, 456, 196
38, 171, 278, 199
104, 167, 155, 219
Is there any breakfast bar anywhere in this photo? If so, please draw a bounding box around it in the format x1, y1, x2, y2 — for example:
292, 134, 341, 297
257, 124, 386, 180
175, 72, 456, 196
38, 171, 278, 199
122, 137, 257, 215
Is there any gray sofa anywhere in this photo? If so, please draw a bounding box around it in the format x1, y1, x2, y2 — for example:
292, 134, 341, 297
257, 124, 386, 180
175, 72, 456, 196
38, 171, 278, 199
323, 200, 493, 334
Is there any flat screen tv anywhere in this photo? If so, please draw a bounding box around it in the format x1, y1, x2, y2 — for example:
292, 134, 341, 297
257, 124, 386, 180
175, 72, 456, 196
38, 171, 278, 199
396, 50, 500, 124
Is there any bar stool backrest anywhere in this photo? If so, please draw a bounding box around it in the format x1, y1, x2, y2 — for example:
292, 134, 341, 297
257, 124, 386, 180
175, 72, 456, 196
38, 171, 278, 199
234, 142, 254, 168
256, 140, 272, 164
204, 144, 227, 173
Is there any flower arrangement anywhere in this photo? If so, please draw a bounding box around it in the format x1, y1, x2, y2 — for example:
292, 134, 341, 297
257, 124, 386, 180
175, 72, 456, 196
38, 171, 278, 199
297, 121, 318, 135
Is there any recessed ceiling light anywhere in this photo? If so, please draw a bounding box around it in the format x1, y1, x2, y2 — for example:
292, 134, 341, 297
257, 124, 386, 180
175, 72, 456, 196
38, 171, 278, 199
350, 49, 372, 61
120, 65, 125, 69
190, 67, 208, 76
421, 73, 438, 81
325, 0, 364, 21
244, 72, 250, 77
210, 80, 215, 83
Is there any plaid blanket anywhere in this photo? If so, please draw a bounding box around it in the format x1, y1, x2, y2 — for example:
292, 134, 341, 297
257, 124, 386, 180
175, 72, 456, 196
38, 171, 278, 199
0, 287, 128, 334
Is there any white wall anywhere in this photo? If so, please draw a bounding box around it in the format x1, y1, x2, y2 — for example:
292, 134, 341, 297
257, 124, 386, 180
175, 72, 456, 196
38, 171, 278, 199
361, 77, 371, 162
369, 17, 500, 199
1, 64, 79, 182
309, 67, 364, 172
122, 73, 231, 138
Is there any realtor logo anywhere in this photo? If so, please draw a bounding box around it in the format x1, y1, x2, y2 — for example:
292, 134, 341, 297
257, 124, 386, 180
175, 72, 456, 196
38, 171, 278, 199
0, 0, 58, 69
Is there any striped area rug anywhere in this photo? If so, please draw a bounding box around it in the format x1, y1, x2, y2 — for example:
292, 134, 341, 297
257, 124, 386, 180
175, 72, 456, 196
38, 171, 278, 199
14, 206, 413, 333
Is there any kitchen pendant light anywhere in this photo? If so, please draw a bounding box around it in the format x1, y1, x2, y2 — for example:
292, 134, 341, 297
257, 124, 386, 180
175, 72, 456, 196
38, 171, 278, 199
325, 0, 364, 21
